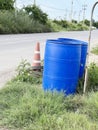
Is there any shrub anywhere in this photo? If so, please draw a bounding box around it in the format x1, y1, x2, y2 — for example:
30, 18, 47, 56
49, 20, 64, 32
24, 5, 48, 24
52, 19, 89, 31
77, 63, 98, 93
13, 59, 42, 84
87, 63, 98, 91
0, 10, 53, 34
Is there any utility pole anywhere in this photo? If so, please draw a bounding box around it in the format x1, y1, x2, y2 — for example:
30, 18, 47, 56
82, 4, 87, 25
70, 0, 74, 22
14, 0, 17, 17
78, 10, 82, 23
73, 11, 76, 19
65, 9, 68, 20
34, 0, 36, 5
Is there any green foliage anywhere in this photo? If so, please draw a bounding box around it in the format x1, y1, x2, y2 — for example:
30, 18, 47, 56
53, 19, 69, 28
0, 10, 52, 34
0, 81, 98, 129
91, 46, 98, 55
0, 0, 14, 10
72, 19, 77, 23
52, 19, 89, 31
13, 59, 42, 84
49, 20, 65, 32
87, 63, 98, 91
24, 5, 48, 24
84, 19, 90, 26
0, 7, 90, 34
93, 21, 98, 28
76, 23, 89, 31
83, 92, 98, 122
60, 20, 69, 28
0, 10, 16, 33
77, 63, 98, 93
0, 10, 33, 34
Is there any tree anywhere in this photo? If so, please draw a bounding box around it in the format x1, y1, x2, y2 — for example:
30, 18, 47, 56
93, 21, 98, 28
72, 19, 77, 23
0, 0, 14, 10
84, 19, 90, 26
24, 5, 48, 24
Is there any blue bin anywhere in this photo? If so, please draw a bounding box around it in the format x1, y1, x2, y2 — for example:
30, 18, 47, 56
43, 39, 81, 95
58, 38, 88, 78
79, 42, 88, 78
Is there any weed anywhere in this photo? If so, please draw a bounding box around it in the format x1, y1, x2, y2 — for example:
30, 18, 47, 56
77, 62, 98, 93
91, 46, 98, 55
13, 59, 42, 84
87, 63, 98, 91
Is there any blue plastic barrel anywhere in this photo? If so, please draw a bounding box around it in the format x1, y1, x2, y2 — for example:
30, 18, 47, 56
58, 38, 88, 78
79, 41, 88, 78
43, 39, 81, 95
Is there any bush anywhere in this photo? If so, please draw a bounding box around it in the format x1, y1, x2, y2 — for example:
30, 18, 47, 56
77, 63, 98, 93
87, 63, 98, 91
24, 5, 48, 24
0, 11, 14, 33
52, 20, 89, 31
0, 10, 53, 34
13, 59, 42, 84
49, 20, 65, 32
67, 23, 89, 31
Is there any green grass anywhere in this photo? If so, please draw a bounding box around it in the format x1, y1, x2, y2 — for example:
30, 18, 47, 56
91, 46, 98, 55
0, 81, 98, 130
0, 61, 98, 130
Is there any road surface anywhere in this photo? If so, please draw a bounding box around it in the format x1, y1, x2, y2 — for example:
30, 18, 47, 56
0, 30, 98, 88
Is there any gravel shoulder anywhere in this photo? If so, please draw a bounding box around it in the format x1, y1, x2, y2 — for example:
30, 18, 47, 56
89, 53, 98, 65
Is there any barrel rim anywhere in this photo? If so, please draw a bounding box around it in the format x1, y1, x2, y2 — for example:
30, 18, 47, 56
46, 39, 82, 45
58, 38, 88, 45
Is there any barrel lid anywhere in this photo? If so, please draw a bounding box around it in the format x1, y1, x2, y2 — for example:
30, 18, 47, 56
58, 38, 88, 46
46, 39, 82, 45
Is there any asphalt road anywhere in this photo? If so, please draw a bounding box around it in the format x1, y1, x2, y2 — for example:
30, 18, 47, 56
0, 30, 98, 88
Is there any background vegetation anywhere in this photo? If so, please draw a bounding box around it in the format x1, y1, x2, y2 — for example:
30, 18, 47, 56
0, 0, 14, 10
0, 0, 98, 34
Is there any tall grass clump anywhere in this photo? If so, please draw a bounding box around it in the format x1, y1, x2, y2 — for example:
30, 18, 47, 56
87, 63, 98, 91
13, 59, 42, 84
52, 19, 89, 31
77, 62, 98, 93
0, 10, 53, 34
0, 81, 98, 130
